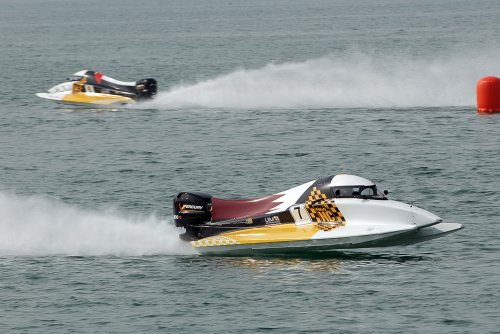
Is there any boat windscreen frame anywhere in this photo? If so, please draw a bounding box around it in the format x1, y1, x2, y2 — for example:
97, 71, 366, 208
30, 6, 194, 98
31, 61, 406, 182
333, 185, 387, 200
67, 76, 84, 82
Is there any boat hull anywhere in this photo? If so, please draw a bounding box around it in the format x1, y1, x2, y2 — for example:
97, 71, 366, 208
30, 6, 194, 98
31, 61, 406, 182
191, 222, 463, 255
36, 92, 134, 106
176, 175, 463, 255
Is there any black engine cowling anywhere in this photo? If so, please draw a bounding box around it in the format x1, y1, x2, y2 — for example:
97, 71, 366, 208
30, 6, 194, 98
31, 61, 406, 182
173, 192, 212, 227
173, 192, 212, 241
135, 78, 157, 99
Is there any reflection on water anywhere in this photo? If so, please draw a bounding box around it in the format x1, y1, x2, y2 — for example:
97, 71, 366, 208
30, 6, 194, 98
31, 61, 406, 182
58, 107, 123, 112
210, 249, 430, 261
225, 257, 344, 273
196, 250, 431, 273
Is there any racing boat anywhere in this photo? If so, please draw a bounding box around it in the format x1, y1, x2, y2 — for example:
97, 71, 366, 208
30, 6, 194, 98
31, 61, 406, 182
174, 174, 462, 254
36, 70, 157, 106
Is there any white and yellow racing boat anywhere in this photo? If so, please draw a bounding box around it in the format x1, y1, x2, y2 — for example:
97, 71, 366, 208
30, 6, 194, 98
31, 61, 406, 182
36, 70, 157, 106
174, 174, 462, 254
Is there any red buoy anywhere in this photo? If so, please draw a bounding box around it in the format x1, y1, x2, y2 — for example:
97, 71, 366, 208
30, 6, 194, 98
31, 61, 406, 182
477, 76, 500, 113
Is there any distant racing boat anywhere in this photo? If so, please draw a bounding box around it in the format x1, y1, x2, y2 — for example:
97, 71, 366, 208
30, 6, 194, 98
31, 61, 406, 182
36, 70, 157, 106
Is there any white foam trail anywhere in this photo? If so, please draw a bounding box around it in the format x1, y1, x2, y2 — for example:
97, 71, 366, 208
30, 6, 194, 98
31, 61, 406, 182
139, 52, 498, 109
0, 191, 195, 256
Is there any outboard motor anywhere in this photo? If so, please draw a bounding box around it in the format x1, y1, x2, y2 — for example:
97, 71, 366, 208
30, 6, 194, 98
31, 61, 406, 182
135, 78, 157, 99
173, 192, 212, 240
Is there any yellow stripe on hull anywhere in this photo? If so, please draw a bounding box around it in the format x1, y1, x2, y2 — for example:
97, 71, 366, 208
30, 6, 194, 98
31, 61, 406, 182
192, 223, 319, 248
61, 93, 135, 105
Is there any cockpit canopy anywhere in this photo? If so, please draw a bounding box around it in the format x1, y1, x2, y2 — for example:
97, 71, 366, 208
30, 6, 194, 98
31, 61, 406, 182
67, 70, 88, 82
332, 185, 387, 199
67, 75, 84, 82
329, 174, 387, 199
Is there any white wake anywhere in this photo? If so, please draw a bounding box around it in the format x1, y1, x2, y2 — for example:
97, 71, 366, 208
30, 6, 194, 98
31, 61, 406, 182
138, 52, 498, 109
0, 191, 194, 256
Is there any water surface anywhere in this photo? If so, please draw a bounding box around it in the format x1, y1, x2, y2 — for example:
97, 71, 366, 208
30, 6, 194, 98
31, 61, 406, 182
1, 0, 499, 332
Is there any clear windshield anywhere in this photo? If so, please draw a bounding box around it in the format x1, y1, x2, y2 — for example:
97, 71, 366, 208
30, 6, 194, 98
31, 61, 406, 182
333, 185, 387, 199
67, 76, 84, 81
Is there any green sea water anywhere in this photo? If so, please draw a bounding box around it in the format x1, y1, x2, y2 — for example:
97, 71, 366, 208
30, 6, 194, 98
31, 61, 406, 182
1, 0, 499, 332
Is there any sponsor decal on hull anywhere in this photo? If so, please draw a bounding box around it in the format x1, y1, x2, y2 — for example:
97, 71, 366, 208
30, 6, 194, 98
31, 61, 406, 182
305, 187, 346, 231
193, 185, 348, 249
264, 216, 280, 225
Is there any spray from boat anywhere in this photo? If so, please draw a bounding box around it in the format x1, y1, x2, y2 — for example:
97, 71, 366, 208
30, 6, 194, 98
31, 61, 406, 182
0, 191, 194, 256
137, 51, 497, 110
